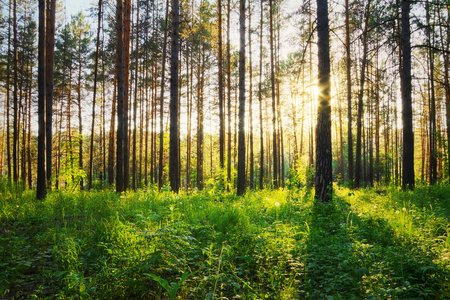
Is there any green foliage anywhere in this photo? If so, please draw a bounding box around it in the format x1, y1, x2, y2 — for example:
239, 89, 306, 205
0, 185, 449, 299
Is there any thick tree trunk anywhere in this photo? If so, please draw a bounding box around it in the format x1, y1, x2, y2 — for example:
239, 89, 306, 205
45, 0, 56, 189
169, 0, 180, 193
315, 0, 333, 202
13, 0, 18, 183
218, 0, 225, 170
132, 4, 139, 190
116, 0, 125, 192
401, 0, 414, 189
197, 42, 204, 191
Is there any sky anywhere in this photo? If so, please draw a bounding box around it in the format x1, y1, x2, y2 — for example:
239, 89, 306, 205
65, 0, 94, 17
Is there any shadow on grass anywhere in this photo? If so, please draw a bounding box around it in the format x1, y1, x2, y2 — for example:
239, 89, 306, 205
305, 193, 450, 299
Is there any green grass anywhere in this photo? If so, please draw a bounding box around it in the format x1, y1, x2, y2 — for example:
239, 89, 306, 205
0, 184, 449, 299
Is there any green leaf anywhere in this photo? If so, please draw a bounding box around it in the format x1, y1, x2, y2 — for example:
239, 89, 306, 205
144, 273, 170, 292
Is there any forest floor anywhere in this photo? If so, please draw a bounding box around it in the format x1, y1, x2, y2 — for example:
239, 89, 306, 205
0, 183, 449, 299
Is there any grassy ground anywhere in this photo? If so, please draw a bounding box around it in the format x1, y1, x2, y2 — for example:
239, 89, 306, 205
0, 183, 449, 299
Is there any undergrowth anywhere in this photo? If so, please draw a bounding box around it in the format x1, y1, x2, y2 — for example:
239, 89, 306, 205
0, 184, 449, 299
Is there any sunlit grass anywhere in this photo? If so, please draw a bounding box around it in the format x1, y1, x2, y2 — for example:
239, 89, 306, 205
0, 184, 449, 299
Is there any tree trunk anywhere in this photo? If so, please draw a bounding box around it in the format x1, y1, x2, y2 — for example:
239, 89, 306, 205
345, 0, 353, 184
355, 0, 371, 188
258, 0, 264, 189
248, 0, 254, 190
315, 0, 333, 202
169, 0, 180, 193
123, 0, 132, 190
218, 0, 225, 170
197, 44, 204, 191
401, 0, 414, 189
237, 0, 246, 196
116, 0, 125, 193
132, 4, 139, 190
269, 0, 278, 188
426, 1, 437, 185
37, 0, 46, 200
13, 0, 18, 184
89, 0, 103, 189
227, 0, 232, 190
158, 0, 169, 189
44, 0, 56, 189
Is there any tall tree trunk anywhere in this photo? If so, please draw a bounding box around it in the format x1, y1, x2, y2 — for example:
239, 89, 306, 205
116, 0, 125, 193
13, 0, 18, 184
237, 0, 246, 196
169, 0, 180, 193
426, 1, 437, 185
89, 0, 103, 189
159, 0, 169, 189
132, 4, 139, 190
77, 56, 84, 190
37, 0, 46, 199
227, 0, 232, 189
401, 0, 414, 189
355, 0, 371, 188
315, 0, 333, 202
269, 0, 278, 188
6, 0, 11, 181
197, 44, 204, 191
218, 0, 225, 170
345, 0, 353, 184
258, 0, 264, 189
248, 0, 254, 189
123, 0, 131, 190
45, 0, 56, 189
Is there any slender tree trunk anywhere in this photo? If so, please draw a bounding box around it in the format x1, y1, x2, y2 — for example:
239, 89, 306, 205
169, 0, 180, 193
159, 0, 169, 189
237, 0, 246, 196
132, 4, 139, 190
248, 0, 254, 189
37, 0, 46, 199
197, 45, 204, 191
123, 0, 132, 190
269, 0, 278, 188
259, 0, 264, 189
89, 0, 103, 189
227, 0, 232, 190
402, 0, 414, 189
355, 0, 371, 188
13, 0, 18, 184
426, 1, 437, 185
315, 0, 333, 202
77, 56, 84, 190
345, 0, 353, 184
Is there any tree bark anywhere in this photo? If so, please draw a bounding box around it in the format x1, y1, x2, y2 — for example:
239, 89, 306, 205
237, 0, 246, 196
269, 0, 278, 188
116, 0, 125, 192
37, 0, 46, 200
401, 0, 414, 190
89, 0, 103, 189
315, 0, 333, 202
159, 0, 169, 189
169, 0, 180, 193
258, 0, 264, 189
345, 0, 353, 184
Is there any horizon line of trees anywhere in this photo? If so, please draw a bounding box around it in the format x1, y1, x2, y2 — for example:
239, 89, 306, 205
0, 0, 448, 201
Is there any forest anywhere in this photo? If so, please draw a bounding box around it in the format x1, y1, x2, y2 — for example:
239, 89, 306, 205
0, 0, 449, 298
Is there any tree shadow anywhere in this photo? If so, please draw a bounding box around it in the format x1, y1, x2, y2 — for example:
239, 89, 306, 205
304, 193, 450, 299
